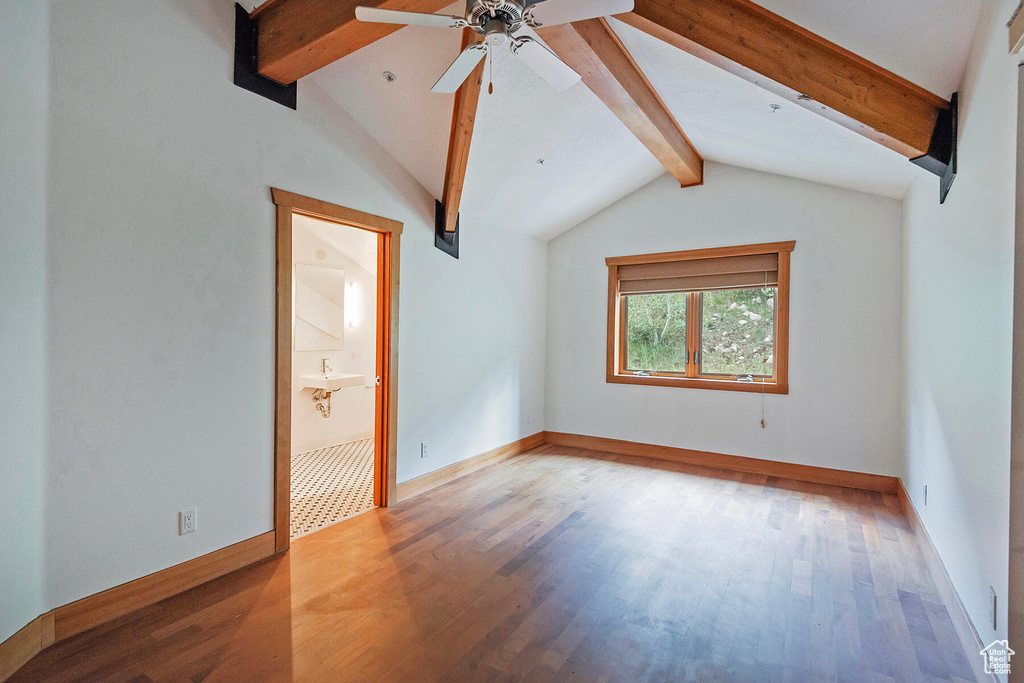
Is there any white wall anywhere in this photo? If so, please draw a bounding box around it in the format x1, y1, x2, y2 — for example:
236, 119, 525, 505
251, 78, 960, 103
37, 0, 547, 611
0, 0, 49, 644
291, 219, 377, 453
902, 0, 1018, 650
546, 162, 904, 477
396, 215, 548, 483
1010, 53, 1024, 661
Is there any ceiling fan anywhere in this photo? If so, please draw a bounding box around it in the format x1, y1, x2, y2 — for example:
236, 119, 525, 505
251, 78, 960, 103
355, 0, 634, 93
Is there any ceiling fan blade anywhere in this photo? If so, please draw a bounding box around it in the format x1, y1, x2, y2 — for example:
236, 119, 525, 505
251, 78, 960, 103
431, 43, 488, 93
354, 6, 466, 29
510, 36, 581, 91
525, 0, 634, 27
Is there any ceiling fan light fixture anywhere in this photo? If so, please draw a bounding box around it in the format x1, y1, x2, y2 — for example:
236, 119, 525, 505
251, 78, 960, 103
483, 18, 508, 45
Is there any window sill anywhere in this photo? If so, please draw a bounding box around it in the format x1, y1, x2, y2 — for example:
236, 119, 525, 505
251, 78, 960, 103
607, 373, 789, 395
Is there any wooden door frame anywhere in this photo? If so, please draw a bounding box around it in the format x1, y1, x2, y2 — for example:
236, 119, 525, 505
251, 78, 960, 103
271, 188, 402, 553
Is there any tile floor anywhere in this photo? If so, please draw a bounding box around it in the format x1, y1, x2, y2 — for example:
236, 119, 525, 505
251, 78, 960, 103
290, 438, 375, 539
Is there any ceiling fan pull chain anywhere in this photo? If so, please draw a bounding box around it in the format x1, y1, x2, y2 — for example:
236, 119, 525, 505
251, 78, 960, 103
487, 46, 494, 94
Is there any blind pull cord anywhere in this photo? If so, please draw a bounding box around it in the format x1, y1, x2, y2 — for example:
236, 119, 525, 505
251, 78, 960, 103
761, 269, 768, 429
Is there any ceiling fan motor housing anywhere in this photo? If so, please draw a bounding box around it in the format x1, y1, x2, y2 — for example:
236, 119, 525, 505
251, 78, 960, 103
483, 19, 509, 44
467, 0, 525, 33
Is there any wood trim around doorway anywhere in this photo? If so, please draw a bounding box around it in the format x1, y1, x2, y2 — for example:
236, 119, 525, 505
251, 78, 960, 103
271, 188, 402, 553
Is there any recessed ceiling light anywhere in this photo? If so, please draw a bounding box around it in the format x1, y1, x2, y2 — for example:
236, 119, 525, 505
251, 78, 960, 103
383, 71, 397, 83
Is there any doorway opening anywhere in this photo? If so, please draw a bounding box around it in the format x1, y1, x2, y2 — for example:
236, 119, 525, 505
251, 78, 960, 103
289, 214, 378, 539
272, 189, 401, 552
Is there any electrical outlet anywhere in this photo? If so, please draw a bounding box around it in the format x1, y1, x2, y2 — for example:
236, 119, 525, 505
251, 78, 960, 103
179, 508, 198, 535
989, 586, 997, 631
420, 441, 429, 458
923, 484, 928, 506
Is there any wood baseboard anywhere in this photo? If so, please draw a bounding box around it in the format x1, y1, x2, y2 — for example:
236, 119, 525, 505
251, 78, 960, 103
2, 531, 275, 681
543, 431, 901, 494
543, 432, 991, 679
7, 432, 539, 679
397, 432, 546, 501
0, 613, 54, 683
896, 482, 996, 683
53, 531, 276, 642
1, 438, 990, 683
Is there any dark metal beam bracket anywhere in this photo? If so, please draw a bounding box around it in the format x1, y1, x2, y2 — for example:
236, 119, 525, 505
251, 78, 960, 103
233, 3, 297, 109
435, 200, 459, 259
910, 92, 958, 204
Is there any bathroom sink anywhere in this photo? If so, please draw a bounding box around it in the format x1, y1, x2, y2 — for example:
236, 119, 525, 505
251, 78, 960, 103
299, 372, 365, 391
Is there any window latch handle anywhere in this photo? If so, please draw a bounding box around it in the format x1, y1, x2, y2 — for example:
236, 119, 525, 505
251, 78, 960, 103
635, 370, 650, 377
693, 351, 699, 366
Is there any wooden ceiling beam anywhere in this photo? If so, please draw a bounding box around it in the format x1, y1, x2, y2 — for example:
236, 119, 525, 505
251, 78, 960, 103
251, 0, 453, 84
441, 29, 485, 233
538, 18, 703, 187
617, 0, 951, 159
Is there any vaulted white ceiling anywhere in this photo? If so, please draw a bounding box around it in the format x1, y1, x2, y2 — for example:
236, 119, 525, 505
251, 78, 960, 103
297, 214, 379, 275
305, 0, 982, 239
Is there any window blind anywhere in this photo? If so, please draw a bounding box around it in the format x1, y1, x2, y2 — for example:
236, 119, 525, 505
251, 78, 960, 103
617, 253, 779, 295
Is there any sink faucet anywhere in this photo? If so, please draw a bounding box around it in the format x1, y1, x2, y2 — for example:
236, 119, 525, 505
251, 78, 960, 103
321, 358, 332, 373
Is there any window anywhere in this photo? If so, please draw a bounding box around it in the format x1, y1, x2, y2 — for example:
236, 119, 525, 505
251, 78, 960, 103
607, 241, 794, 393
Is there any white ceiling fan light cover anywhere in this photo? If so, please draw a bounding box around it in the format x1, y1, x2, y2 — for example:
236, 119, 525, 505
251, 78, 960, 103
527, 0, 635, 27
353, 6, 465, 28
432, 43, 489, 92
510, 36, 581, 91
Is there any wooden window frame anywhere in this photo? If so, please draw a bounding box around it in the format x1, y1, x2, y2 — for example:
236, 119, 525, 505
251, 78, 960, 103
606, 241, 794, 394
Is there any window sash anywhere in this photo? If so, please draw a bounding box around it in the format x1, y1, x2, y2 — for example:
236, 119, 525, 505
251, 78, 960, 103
695, 290, 776, 379
621, 293, 691, 375
621, 290, 778, 381
607, 241, 793, 394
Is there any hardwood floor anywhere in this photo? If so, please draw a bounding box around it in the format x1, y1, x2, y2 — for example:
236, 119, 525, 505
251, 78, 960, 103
12, 444, 977, 682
